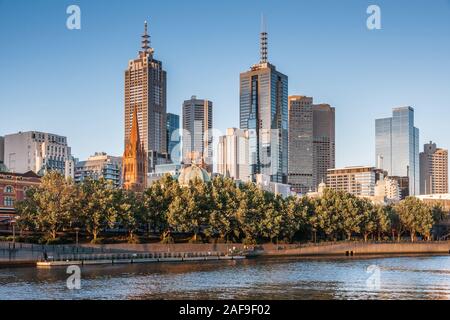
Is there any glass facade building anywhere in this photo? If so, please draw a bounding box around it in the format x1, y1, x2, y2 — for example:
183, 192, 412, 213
166, 113, 180, 163
375, 107, 420, 195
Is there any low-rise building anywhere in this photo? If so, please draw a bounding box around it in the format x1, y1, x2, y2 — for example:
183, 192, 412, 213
256, 174, 294, 198
0, 171, 41, 225
147, 163, 181, 186
75, 152, 122, 187
4, 131, 74, 179
326, 166, 386, 197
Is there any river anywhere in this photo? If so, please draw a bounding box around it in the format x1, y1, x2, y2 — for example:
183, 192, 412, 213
0, 255, 449, 300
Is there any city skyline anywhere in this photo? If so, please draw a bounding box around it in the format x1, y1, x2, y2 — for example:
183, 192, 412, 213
1, 0, 450, 174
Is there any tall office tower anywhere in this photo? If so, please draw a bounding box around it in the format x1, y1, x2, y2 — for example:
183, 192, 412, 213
75, 152, 123, 188
217, 128, 250, 182
313, 104, 335, 189
288, 96, 313, 193
166, 113, 180, 163
420, 141, 448, 195
122, 107, 147, 192
239, 19, 288, 183
182, 96, 213, 171
4, 131, 74, 179
375, 107, 420, 195
124, 21, 168, 173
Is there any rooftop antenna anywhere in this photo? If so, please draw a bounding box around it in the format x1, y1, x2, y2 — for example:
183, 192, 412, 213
141, 20, 151, 52
260, 14, 268, 63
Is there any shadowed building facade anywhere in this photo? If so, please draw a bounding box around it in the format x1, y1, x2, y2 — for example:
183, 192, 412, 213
122, 108, 147, 192
124, 21, 168, 173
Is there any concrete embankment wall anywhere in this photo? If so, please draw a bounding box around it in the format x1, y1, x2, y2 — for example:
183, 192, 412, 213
80, 242, 450, 257
249, 241, 450, 257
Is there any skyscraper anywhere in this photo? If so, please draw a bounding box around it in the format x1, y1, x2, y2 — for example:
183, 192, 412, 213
313, 104, 335, 188
122, 107, 147, 192
124, 21, 168, 173
239, 18, 288, 183
166, 113, 180, 164
288, 96, 313, 193
375, 107, 420, 195
217, 128, 250, 182
182, 96, 213, 171
420, 141, 448, 195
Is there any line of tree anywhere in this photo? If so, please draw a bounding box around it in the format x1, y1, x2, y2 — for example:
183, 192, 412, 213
15, 171, 446, 244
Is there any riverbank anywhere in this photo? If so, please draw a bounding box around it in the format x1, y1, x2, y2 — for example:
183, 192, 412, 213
1, 241, 449, 268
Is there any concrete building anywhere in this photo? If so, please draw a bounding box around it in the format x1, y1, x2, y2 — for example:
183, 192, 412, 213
313, 104, 335, 189
147, 163, 181, 186
166, 113, 180, 164
375, 177, 401, 202
217, 128, 250, 182
375, 107, 420, 195
288, 96, 313, 194
420, 141, 448, 195
75, 152, 122, 188
4, 131, 74, 179
124, 21, 168, 173
256, 174, 293, 198
326, 166, 386, 197
182, 96, 213, 171
239, 19, 288, 184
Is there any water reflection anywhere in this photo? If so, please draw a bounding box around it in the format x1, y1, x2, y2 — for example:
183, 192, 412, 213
0, 255, 449, 300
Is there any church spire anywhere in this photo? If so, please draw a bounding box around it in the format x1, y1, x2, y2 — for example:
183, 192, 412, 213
260, 14, 268, 64
129, 106, 140, 147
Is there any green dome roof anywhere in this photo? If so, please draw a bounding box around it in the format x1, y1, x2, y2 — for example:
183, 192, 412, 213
177, 164, 210, 186
0, 162, 8, 173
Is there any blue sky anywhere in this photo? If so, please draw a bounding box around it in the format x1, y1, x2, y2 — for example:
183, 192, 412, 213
0, 0, 449, 169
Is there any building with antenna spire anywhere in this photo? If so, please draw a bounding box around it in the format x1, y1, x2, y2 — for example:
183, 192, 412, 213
239, 16, 288, 183
124, 20, 169, 175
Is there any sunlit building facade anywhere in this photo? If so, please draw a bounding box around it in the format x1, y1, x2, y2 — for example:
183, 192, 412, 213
239, 23, 288, 183
375, 107, 420, 195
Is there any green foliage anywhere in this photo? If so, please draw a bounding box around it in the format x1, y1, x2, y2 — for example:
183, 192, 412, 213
13, 172, 444, 244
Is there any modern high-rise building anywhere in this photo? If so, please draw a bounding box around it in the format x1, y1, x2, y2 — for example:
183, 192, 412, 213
420, 141, 448, 195
217, 128, 250, 182
239, 20, 288, 183
182, 96, 213, 171
3, 131, 74, 179
288, 96, 313, 193
313, 104, 335, 189
75, 152, 123, 188
166, 113, 180, 164
375, 107, 420, 195
122, 107, 147, 192
327, 166, 386, 197
124, 21, 168, 173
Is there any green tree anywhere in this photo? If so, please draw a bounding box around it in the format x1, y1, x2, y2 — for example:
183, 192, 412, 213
79, 178, 117, 242
16, 171, 80, 241
115, 189, 143, 243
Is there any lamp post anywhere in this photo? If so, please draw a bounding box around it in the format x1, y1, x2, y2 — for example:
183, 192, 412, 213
11, 219, 16, 250
74, 227, 80, 247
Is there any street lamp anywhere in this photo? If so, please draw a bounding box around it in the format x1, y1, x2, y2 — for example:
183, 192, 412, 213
74, 227, 80, 247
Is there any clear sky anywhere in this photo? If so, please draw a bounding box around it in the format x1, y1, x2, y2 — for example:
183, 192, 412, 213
1, 0, 449, 169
